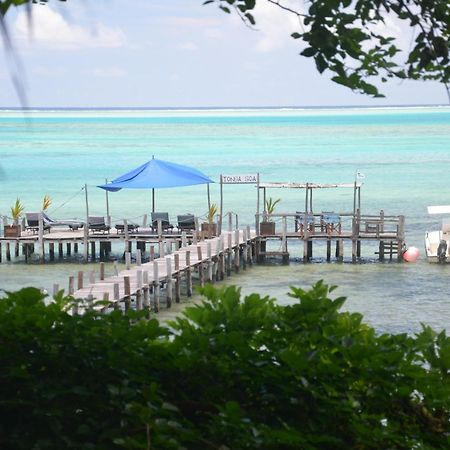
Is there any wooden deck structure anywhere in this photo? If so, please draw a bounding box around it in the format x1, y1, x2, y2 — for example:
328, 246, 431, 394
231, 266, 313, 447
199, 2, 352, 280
256, 210, 405, 263
0, 208, 406, 312
69, 229, 256, 312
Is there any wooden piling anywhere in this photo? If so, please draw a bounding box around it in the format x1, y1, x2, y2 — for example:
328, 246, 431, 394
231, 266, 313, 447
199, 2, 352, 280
197, 246, 204, 287
49, 243, 55, 261
165, 257, 173, 308
174, 253, 181, 303
186, 250, 192, 297
153, 260, 160, 312
124, 276, 131, 311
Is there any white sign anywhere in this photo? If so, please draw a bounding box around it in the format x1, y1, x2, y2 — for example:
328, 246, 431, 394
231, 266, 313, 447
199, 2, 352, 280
221, 174, 258, 184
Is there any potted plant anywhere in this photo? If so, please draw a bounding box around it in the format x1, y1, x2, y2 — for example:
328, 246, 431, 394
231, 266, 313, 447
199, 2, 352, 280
260, 197, 281, 235
201, 203, 218, 238
42, 194, 52, 212
5, 198, 25, 237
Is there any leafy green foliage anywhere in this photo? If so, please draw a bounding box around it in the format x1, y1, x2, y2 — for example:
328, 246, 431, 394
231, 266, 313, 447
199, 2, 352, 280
205, 0, 450, 98
1, 283, 449, 449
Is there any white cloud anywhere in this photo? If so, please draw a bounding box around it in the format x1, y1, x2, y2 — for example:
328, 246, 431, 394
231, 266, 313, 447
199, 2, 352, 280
252, 0, 304, 53
13, 6, 126, 50
166, 17, 222, 28
178, 42, 198, 51
204, 28, 224, 39
85, 67, 127, 78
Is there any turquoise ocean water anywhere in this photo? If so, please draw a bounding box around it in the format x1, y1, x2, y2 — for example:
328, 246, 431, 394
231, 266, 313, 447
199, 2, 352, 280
1, 106, 450, 334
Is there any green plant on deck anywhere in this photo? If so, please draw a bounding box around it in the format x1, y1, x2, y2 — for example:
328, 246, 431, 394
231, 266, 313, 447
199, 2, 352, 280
264, 197, 281, 221
206, 203, 218, 224
0, 283, 449, 449
10, 198, 24, 224
42, 194, 52, 211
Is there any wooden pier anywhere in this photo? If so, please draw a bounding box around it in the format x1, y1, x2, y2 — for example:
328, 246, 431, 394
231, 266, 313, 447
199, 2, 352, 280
67, 229, 256, 312
0, 207, 406, 311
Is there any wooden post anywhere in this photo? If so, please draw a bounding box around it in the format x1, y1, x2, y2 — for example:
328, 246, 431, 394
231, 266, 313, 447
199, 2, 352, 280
218, 237, 225, 280
153, 260, 160, 312
174, 253, 181, 303
136, 248, 142, 266
49, 243, 55, 261
234, 229, 240, 273
281, 216, 288, 264
58, 242, 63, 259
77, 271, 84, 290
197, 246, 204, 287
181, 231, 187, 247
336, 239, 344, 262
303, 222, 309, 262
90, 241, 96, 261
206, 242, 213, 282
166, 257, 173, 308
159, 240, 165, 258
113, 283, 120, 309
246, 225, 252, 266
150, 245, 155, 261
143, 271, 150, 313
38, 212, 45, 263
398, 215, 405, 262
124, 219, 130, 254
100, 262, 105, 281
66, 243, 71, 256
379, 241, 385, 261
6, 242, 11, 261
68, 276, 74, 295
125, 251, 131, 270
136, 269, 143, 310
215, 238, 221, 281
113, 260, 119, 276
327, 239, 331, 262
74, 242, 79, 253
124, 276, 131, 311
226, 232, 232, 276
186, 250, 192, 297
83, 220, 88, 262
351, 239, 357, 263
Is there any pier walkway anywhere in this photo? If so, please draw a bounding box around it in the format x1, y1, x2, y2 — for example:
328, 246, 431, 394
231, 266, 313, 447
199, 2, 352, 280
70, 229, 256, 311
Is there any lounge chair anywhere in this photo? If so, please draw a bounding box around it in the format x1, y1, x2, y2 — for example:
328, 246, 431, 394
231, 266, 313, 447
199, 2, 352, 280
42, 213, 84, 231
321, 211, 341, 234
88, 216, 111, 234
115, 222, 139, 234
25, 213, 51, 234
177, 214, 196, 232
151, 212, 174, 233
295, 212, 315, 234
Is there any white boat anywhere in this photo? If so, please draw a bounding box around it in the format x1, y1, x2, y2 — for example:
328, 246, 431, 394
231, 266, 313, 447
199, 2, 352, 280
425, 205, 450, 263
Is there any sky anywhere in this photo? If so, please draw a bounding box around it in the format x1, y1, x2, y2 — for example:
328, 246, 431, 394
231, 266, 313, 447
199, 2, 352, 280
0, 0, 448, 108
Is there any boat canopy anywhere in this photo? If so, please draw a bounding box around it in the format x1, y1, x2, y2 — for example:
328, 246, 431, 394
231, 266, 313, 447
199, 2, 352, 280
427, 205, 450, 214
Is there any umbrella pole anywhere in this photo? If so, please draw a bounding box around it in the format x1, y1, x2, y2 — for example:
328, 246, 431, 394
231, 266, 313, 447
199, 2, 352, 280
152, 188, 155, 213
207, 183, 211, 210
105, 178, 110, 227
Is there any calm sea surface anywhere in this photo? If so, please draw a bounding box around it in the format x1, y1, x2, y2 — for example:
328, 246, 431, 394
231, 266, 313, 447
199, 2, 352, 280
1, 106, 450, 334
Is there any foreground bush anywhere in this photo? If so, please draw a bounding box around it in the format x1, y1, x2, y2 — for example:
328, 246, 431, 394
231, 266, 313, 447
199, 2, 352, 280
0, 283, 449, 449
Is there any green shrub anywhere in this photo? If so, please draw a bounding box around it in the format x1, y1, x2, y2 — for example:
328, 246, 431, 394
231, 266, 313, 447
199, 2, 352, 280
0, 283, 449, 449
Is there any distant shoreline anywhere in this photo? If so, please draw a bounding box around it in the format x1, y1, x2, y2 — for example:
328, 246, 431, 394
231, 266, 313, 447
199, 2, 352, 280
0, 104, 448, 112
